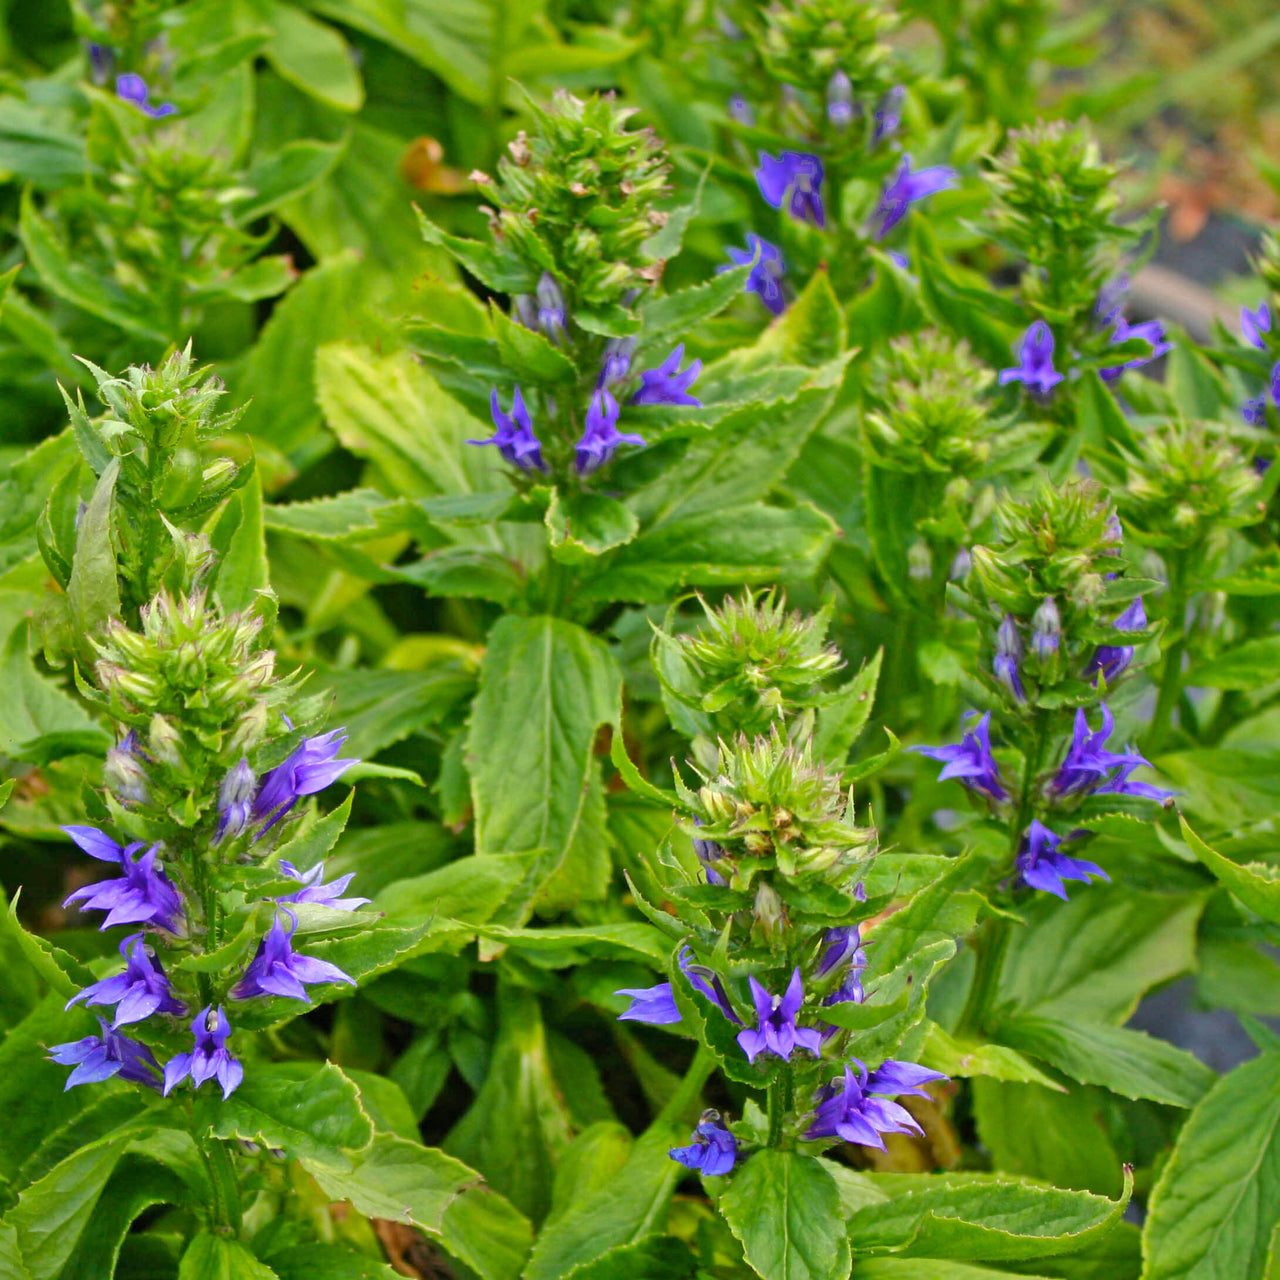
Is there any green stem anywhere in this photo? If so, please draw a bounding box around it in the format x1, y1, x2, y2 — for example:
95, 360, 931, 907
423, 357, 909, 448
199, 1137, 242, 1231
1148, 553, 1190, 754
955, 914, 1011, 1039
657, 1045, 717, 1129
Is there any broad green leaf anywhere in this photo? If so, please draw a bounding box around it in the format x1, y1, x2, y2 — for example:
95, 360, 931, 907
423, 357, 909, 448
918, 1023, 1064, 1091
971, 1079, 1125, 1198
211, 467, 268, 614
545, 1122, 633, 1227
1182, 815, 1280, 924
270, 791, 354, 874
997, 884, 1203, 1024
1184, 637, 1280, 690
200, 1062, 373, 1171
179, 1233, 278, 1280
230, 139, 344, 224
491, 302, 577, 383
638, 265, 751, 361
445, 985, 575, 1222
266, 1243, 400, 1279
547, 489, 639, 563
255, 0, 363, 111
566, 1236, 698, 1279
478, 922, 671, 967
376, 853, 537, 933
305, 1134, 532, 1280
1142, 1049, 1280, 1279
843, 1170, 1132, 1261
751, 268, 848, 367
720, 1149, 852, 1280
264, 489, 403, 540
992, 1014, 1214, 1107
1157, 749, 1280, 829
1167, 342, 1232, 419
467, 615, 621, 918
0, 1223, 31, 1280
320, 663, 475, 759
815, 649, 883, 763
851, 1263, 1058, 1280
0, 622, 109, 760
66, 459, 120, 653
415, 211, 537, 293
393, 548, 525, 604
1075, 371, 1141, 454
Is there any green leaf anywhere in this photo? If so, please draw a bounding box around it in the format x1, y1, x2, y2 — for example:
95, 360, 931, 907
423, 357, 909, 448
375, 853, 539, 934
751, 268, 848, 367
211, 466, 268, 613
638, 265, 751, 361
444, 985, 574, 1222
66, 458, 120, 653
1184, 636, 1280, 690
320, 663, 475, 759
304, 1134, 532, 1280
1142, 1049, 1280, 1279
1075, 371, 1141, 454
266, 1243, 401, 1280
1181, 817, 1280, 925
917, 1022, 1065, 1091
851, 1262, 1059, 1280
0, 1223, 31, 1280
814, 649, 882, 762
991, 1014, 1214, 1107
466, 615, 621, 919
230, 139, 344, 224
491, 302, 577, 383
256, 0, 363, 111
179, 1233, 278, 1280
415, 210, 537, 293
393, 548, 525, 604
547, 489, 639, 563
842, 1169, 1132, 1261
720, 1149, 852, 1280
200, 1062, 373, 1171
566, 1236, 698, 1279
478, 922, 671, 967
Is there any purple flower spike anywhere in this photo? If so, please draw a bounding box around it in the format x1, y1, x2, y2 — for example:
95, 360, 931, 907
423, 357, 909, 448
872, 155, 957, 239
913, 711, 1007, 801
232, 909, 356, 1002
1242, 301, 1271, 351
115, 72, 177, 119
48, 1017, 161, 1090
872, 85, 905, 144
755, 150, 826, 228
864, 1058, 947, 1098
1016, 820, 1109, 900
999, 321, 1064, 397
252, 729, 358, 835
63, 842, 184, 934
66, 932, 185, 1027
670, 1111, 737, 1176
1050, 705, 1147, 797
277, 860, 371, 912
615, 982, 681, 1025
678, 946, 742, 1024
575, 388, 645, 476
631, 344, 702, 408
736, 968, 822, 1063
469, 388, 547, 474
721, 235, 787, 316
163, 1005, 244, 1100
805, 1063, 924, 1150
1087, 596, 1145, 683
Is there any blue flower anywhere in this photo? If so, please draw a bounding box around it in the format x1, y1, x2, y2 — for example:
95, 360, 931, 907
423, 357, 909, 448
1050, 705, 1147, 797
232, 908, 356, 1002
728, 95, 754, 126
827, 71, 855, 129
469, 388, 547, 474
669, 1111, 737, 1176
276, 860, 371, 911
163, 1005, 244, 1100
993, 614, 1026, 703
871, 155, 957, 239
1016, 820, 1108, 899
599, 336, 638, 387
575, 388, 644, 475
815, 925, 866, 983
756, 150, 826, 228
252, 729, 358, 834
863, 1058, 947, 1098
722, 234, 787, 316
216, 758, 257, 841
62, 833, 184, 933
1243, 361, 1280, 427
1086, 596, 1145, 683
804, 1063, 927, 1149
48, 1017, 162, 1090
105, 733, 149, 805
692, 818, 728, 886
1242, 301, 1271, 351
872, 85, 905, 144
913, 712, 1007, 801
1101, 318, 1172, 382
736, 968, 823, 1063
679, 946, 742, 1024
999, 321, 1064, 397
115, 72, 177, 119
66, 932, 185, 1027
615, 982, 681, 1025
631, 345, 702, 407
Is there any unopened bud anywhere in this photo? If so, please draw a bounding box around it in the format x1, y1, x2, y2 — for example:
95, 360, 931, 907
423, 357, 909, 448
826, 70, 854, 130
908, 540, 932, 583
216, 757, 257, 841
752, 881, 784, 943
949, 547, 972, 580
728, 94, 754, 126
700, 787, 733, 822
105, 744, 149, 805
512, 294, 539, 330
148, 714, 183, 768
993, 614, 1026, 703
1031, 597, 1061, 661
230, 701, 269, 754
536, 272, 566, 344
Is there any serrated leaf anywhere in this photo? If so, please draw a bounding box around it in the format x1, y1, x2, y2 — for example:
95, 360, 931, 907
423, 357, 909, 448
66, 459, 120, 655
179, 1233, 278, 1280
415, 209, 536, 293
815, 649, 882, 762
637, 265, 751, 360
917, 1022, 1065, 1091
546, 489, 639, 563
490, 302, 577, 384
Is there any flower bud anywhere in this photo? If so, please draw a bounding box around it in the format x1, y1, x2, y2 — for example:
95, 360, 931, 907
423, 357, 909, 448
148, 714, 183, 768
105, 743, 150, 805
216, 757, 257, 841
230, 701, 269, 755
536, 272, 567, 344
1031, 597, 1061, 662
826, 70, 854, 129
993, 614, 1026, 703
908, 540, 932, 583
700, 787, 734, 823
512, 294, 539, 330
752, 881, 785, 944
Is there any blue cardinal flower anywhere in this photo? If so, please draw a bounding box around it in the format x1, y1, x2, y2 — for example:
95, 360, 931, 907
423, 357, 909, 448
913, 711, 1007, 801
679, 946, 742, 1024
615, 982, 681, 1025
576, 388, 644, 475
871, 155, 957, 239
276, 861, 371, 911
756, 150, 826, 227
48, 1018, 162, 1090
863, 1058, 948, 1098
1243, 361, 1280, 426
232, 908, 356, 1002
163, 1005, 244, 1100
631, 344, 703, 407
999, 321, 1065, 397
215, 758, 257, 841
692, 818, 728, 886
805, 1063, 928, 1149
62, 832, 184, 933
1031, 598, 1062, 662
1050, 705, 1147, 797
469, 388, 547, 473
1016, 821, 1108, 899
670, 1111, 737, 1176
737, 968, 823, 1063
66, 932, 185, 1027
721, 235, 787, 316
252, 730, 358, 834
115, 72, 177, 119
1242, 301, 1271, 351
815, 926, 866, 982
1086, 596, 1145, 682
1102, 318, 1172, 382
728, 94, 754, 126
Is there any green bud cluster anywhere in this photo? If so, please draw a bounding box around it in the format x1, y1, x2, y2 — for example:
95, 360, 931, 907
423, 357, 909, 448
986, 121, 1142, 340
1108, 421, 1264, 554
476, 90, 671, 311
663, 591, 844, 739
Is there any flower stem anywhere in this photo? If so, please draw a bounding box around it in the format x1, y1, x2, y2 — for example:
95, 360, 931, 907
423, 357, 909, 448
765, 1065, 794, 1149
955, 914, 1012, 1039
1148, 553, 1190, 754
657, 1044, 716, 1129
199, 1137, 242, 1231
